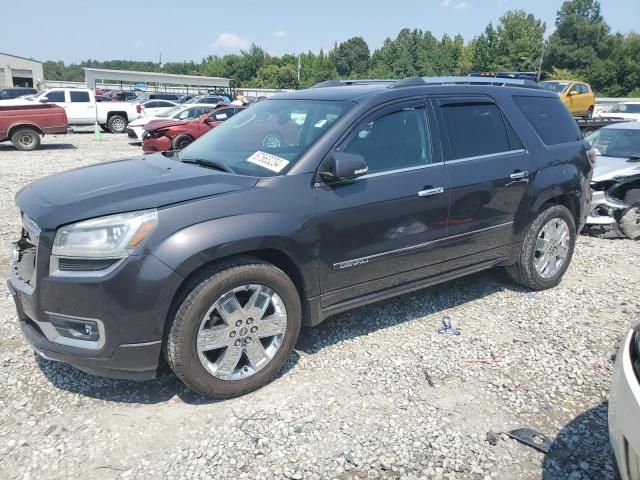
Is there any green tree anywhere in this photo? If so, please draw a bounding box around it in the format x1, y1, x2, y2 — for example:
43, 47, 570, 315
334, 37, 370, 77
494, 10, 545, 72
545, 0, 610, 71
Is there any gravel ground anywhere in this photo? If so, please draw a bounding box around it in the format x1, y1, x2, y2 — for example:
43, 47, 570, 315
0, 132, 639, 480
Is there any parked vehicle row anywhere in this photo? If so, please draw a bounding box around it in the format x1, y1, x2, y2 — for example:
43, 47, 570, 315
0, 88, 141, 133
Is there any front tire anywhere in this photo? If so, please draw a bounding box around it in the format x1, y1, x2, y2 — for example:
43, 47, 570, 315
107, 115, 127, 133
619, 189, 640, 240
506, 205, 576, 290
166, 258, 301, 399
172, 134, 193, 151
11, 128, 41, 151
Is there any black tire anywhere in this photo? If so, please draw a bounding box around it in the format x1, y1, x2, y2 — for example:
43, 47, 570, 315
619, 189, 640, 240
172, 134, 193, 151
584, 106, 594, 119
166, 257, 302, 399
107, 115, 127, 133
506, 204, 577, 290
11, 128, 41, 151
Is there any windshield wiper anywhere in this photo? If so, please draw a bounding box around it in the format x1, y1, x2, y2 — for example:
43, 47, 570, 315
179, 156, 236, 174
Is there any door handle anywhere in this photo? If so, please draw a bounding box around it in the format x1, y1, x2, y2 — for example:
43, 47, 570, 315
510, 170, 529, 180
418, 186, 445, 197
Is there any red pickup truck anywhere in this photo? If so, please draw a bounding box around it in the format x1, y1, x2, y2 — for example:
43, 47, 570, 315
0, 104, 68, 151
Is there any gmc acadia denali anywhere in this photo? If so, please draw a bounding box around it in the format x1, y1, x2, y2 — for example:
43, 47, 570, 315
9, 77, 593, 398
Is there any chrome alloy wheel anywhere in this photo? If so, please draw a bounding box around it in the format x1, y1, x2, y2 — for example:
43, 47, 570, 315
534, 217, 570, 279
196, 284, 287, 381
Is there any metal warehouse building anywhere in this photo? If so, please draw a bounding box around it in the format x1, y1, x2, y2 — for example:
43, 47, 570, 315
0, 52, 44, 88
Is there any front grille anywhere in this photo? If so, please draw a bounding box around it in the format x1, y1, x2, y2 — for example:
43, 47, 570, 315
58, 258, 119, 272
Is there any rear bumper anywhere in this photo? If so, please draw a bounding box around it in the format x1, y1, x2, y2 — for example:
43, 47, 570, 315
609, 328, 640, 480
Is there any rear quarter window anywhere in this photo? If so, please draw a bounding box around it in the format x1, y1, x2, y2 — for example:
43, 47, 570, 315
513, 96, 581, 146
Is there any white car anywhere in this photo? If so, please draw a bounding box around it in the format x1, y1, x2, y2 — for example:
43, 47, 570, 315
610, 317, 640, 480
126, 104, 220, 144
598, 102, 640, 122
139, 100, 178, 117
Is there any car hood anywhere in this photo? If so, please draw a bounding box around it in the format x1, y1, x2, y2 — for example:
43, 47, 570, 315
16, 153, 258, 229
144, 119, 190, 131
592, 155, 640, 182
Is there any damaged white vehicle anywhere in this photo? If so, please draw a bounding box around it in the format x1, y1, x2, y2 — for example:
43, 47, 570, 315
585, 122, 640, 240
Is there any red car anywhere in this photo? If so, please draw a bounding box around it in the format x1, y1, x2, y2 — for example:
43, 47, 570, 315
142, 105, 244, 153
0, 104, 68, 151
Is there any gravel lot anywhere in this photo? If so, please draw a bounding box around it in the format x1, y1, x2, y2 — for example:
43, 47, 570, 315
0, 132, 639, 480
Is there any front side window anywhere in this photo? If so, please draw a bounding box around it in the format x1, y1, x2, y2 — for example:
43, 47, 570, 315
440, 103, 510, 159
46, 90, 66, 102
340, 107, 432, 174
180, 99, 351, 176
210, 108, 236, 122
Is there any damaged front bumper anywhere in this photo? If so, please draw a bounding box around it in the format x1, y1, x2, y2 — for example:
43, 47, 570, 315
586, 190, 628, 225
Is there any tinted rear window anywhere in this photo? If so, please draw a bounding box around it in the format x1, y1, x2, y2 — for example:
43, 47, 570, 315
513, 96, 581, 145
440, 103, 511, 159
70, 91, 90, 102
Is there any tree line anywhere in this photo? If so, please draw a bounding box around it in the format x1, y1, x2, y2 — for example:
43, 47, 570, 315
43, 0, 640, 96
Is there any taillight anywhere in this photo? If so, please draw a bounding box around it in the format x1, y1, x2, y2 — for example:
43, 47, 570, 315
136, 104, 141, 114
587, 148, 597, 167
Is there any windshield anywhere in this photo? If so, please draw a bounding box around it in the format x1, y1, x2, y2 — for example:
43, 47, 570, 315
608, 103, 640, 114
180, 99, 351, 176
540, 81, 571, 94
586, 127, 640, 158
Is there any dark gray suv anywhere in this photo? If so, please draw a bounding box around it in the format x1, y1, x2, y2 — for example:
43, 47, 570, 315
9, 77, 593, 398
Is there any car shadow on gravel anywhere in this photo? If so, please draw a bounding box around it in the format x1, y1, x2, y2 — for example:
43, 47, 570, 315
296, 268, 527, 355
35, 268, 521, 405
542, 402, 620, 480
35, 350, 301, 405
0, 144, 77, 151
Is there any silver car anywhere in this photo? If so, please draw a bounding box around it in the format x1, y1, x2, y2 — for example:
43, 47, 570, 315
585, 122, 640, 240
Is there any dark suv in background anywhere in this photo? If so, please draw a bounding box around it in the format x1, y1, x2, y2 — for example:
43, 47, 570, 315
9, 77, 592, 398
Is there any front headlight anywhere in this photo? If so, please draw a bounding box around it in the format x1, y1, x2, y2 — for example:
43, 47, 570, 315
52, 210, 158, 259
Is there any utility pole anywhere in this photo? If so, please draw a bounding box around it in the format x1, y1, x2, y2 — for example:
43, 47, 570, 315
537, 41, 545, 82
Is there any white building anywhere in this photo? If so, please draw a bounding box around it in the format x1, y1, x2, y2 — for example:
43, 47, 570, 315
0, 52, 44, 88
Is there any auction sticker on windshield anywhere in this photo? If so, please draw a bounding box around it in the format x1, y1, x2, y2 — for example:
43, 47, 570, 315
247, 151, 290, 173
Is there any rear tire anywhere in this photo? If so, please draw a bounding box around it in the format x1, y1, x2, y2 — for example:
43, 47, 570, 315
619, 189, 640, 240
11, 128, 41, 151
584, 106, 594, 119
506, 205, 577, 290
172, 134, 193, 151
166, 257, 301, 399
107, 115, 127, 133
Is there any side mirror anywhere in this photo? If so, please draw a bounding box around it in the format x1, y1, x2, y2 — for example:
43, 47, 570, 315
569, 90, 579, 96
320, 152, 369, 183
39, 97, 49, 103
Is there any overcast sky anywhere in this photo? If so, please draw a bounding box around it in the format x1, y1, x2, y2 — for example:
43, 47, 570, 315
2, 0, 638, 63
